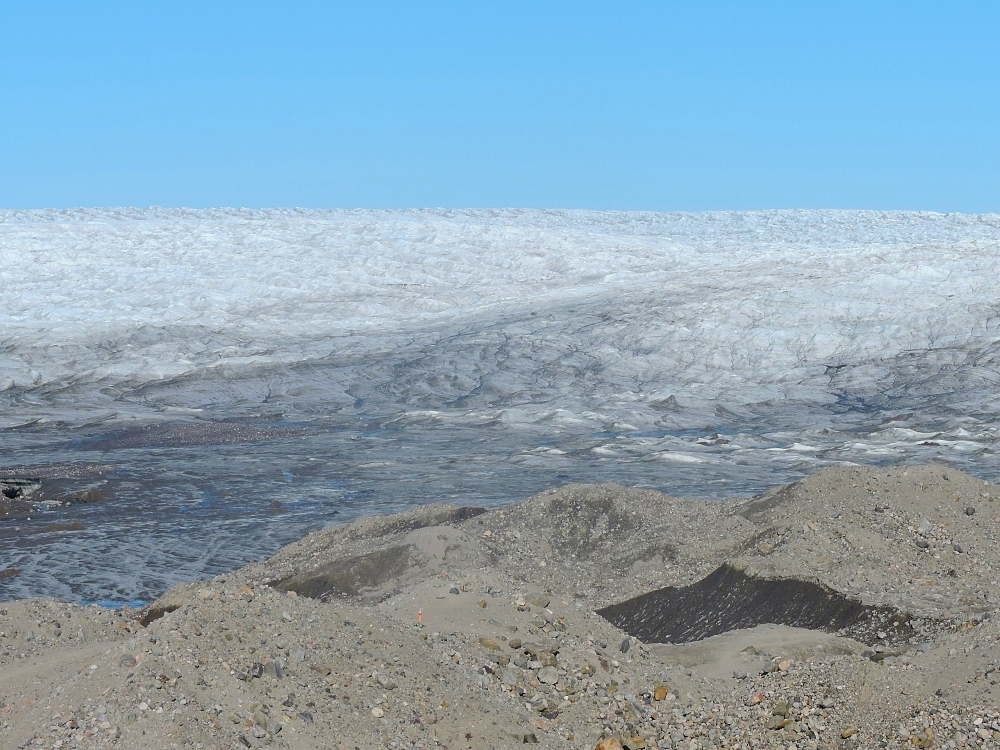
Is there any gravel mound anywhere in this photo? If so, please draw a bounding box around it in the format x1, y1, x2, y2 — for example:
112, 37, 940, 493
2, 465, 1000, 750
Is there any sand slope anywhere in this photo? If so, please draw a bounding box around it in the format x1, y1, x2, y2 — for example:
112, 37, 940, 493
2, 465, 1000, 750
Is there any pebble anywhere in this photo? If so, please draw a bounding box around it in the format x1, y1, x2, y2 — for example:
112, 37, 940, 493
537, 666, 559, 684
966, 506, 976, 516
371, 707, 384, 718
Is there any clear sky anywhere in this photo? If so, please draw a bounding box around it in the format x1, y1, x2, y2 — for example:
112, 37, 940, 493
1, 2, 998, 211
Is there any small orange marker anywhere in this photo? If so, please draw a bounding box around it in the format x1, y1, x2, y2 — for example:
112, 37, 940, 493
417, 609, 423, 624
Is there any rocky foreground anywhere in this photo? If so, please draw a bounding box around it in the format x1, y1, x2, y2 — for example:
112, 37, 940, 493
2, 465, 1000, 750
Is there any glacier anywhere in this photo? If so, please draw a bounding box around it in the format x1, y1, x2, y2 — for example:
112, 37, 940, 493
1, 208, 999, 602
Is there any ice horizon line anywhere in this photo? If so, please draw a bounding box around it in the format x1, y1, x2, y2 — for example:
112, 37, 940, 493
1, 205, 998, 218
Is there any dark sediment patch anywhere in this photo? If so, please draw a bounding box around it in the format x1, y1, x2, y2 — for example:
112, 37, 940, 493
736, 483, 798, 523
597, 564, 915, 647
139, 603, 180, 627
349, 505, 487, 539
65, 490, 105, 504
263, 505, 488, 602
41, 522, 86, 532
75, 420, 308, 450
273, 545, 413, 600
0, 464, 113, 481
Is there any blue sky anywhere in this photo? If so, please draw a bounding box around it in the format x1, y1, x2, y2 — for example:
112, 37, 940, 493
1, 2, 997, 211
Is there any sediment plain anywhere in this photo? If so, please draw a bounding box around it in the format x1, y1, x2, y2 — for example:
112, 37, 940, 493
2, 464, 1000, 750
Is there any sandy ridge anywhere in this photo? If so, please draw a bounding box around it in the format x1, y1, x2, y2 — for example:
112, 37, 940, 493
2, 465, 1000, 750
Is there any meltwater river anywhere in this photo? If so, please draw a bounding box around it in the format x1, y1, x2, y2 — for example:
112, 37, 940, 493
1, 208, 999, 603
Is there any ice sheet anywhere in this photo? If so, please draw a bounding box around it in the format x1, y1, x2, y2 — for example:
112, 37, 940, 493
1, 208, 999, 602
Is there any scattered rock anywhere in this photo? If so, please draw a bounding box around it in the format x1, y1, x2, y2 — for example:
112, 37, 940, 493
537, 666, 558, 684
527, 593, 550, 608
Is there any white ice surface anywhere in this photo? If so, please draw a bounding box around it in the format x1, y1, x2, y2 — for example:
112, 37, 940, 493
2, 208, 999, 415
